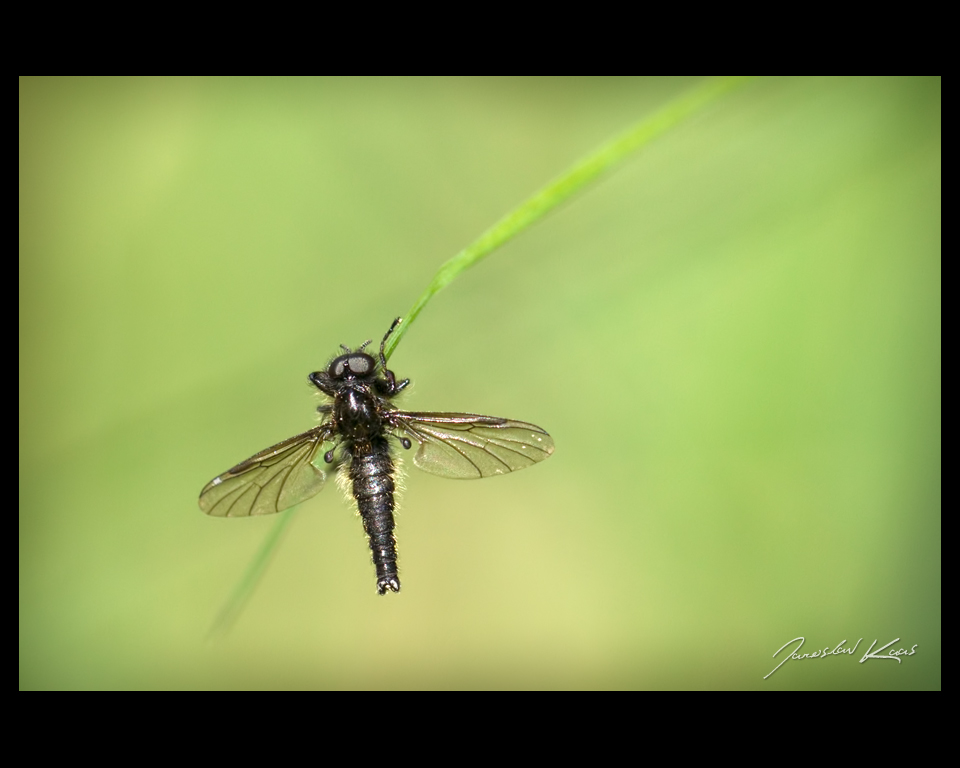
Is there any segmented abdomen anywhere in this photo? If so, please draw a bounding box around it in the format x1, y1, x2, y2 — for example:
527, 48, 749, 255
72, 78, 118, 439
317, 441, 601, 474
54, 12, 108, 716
348, 436, 400, 594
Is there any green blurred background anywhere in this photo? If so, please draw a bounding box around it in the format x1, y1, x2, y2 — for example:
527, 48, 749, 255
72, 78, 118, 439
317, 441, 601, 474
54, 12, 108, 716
19, 77, 940, 689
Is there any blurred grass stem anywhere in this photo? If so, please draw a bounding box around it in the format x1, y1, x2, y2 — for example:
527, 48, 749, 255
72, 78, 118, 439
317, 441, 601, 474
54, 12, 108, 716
208, 508, 298, 639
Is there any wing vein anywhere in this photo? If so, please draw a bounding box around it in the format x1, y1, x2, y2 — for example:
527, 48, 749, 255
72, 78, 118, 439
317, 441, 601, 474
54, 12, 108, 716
199, 428, 329, 517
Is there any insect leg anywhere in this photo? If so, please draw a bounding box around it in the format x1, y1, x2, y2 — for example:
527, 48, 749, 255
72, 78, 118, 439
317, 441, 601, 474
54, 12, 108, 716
379, 318, 402, 366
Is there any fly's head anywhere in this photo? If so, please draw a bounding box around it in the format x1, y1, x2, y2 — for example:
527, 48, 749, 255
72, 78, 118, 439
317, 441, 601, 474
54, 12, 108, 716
310, 320, 410, 400
329, 349, 378, 381
309, 347, 378, 397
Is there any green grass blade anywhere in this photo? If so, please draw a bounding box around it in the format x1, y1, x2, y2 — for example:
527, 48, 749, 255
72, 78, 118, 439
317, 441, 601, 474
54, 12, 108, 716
383, 75, 752, 360
208, 507, 298, 639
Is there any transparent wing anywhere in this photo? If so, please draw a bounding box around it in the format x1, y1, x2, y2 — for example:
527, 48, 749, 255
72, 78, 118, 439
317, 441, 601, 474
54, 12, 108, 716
393, 412, 554, 479
199, 426, 330, 517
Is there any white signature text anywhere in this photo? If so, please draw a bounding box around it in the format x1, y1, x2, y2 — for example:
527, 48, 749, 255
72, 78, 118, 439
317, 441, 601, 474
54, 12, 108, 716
764, 636, 918, 679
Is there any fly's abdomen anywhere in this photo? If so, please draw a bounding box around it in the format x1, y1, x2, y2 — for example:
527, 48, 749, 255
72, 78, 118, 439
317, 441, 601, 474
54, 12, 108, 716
348, 436, 400, 594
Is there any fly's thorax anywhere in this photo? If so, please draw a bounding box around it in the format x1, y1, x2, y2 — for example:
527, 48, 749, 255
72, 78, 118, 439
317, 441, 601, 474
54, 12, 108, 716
333, 382, 383, 440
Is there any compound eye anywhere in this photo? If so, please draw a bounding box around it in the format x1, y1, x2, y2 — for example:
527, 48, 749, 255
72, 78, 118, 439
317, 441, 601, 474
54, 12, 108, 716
347, 354, 372, 375
329, 353, 374, 379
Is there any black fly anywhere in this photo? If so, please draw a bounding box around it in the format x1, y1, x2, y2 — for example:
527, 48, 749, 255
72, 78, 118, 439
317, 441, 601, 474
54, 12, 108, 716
199, 318, 554, 595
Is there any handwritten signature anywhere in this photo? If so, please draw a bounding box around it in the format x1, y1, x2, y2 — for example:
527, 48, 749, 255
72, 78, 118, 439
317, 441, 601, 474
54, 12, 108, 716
764, 637, 918, 679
